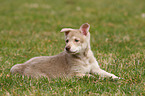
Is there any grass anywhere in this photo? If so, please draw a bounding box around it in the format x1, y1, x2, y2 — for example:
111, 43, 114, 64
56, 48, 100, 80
0, 0, 145, 95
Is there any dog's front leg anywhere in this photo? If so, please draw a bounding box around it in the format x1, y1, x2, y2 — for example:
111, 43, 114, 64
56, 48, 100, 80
71, 73, 94, 78
91, 68, 118, 79
91, 63, 119, 79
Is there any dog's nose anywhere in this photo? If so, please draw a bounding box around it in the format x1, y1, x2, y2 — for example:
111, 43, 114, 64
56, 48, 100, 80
65, 46, 71, 51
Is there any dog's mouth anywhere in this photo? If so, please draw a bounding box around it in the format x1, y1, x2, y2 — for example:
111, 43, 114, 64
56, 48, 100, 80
66, 50, 78, 54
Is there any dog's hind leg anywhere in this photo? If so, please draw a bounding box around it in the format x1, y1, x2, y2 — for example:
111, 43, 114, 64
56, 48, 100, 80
10, 64, 26, 74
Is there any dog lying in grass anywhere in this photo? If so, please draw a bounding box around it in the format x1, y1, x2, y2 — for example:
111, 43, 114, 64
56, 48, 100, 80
10, 23, 120, 79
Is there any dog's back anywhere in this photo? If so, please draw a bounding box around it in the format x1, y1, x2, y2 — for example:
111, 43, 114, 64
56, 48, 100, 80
10, 52, 71, 78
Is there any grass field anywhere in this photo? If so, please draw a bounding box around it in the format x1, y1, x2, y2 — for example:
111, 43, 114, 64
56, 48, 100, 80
0, 0, 145, 95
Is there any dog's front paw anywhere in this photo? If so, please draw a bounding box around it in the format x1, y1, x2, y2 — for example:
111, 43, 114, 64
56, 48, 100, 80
112, 76, 124, 80
118, 77, 124, 80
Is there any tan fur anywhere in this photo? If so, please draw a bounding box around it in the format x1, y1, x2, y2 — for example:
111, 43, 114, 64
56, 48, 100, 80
10, 23, 119, 79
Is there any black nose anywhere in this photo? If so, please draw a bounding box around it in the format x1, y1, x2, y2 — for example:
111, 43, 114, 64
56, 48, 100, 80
66, 46, 70, 51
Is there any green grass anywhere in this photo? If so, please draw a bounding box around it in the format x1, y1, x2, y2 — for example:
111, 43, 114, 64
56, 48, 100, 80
0, 0, 145, 95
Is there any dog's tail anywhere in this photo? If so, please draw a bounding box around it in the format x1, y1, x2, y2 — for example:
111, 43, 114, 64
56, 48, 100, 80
10, 64, 26, 74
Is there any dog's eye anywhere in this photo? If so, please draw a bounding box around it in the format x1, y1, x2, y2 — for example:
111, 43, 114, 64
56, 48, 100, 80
75, 39, 79, 42
66, 40, 69, 43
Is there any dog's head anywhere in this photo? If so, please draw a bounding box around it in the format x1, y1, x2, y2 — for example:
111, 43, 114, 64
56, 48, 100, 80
60, 23, 90, 55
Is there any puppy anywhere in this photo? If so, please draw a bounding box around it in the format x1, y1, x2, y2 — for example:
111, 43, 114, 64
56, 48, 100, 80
10, 23, 119, 79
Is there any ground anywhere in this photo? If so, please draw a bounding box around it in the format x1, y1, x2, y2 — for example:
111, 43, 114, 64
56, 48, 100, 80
0, 0, 145, 95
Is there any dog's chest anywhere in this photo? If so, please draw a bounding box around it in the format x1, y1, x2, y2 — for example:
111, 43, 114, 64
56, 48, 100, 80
77, 57, 92, 73
82, 57, 90, 65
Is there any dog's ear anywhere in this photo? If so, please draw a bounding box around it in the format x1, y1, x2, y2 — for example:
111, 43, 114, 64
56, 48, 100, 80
60, 28, 73, 36
80, 23, 90, 36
